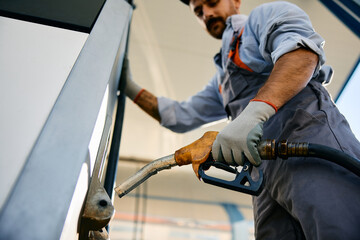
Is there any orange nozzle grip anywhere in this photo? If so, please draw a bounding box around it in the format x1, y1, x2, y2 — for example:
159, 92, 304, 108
174, 131, 218, 179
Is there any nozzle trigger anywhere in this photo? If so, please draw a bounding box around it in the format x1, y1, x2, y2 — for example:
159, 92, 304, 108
198, 159, 264, 196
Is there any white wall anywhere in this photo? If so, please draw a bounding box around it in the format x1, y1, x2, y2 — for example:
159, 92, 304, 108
0, 16, 88, 209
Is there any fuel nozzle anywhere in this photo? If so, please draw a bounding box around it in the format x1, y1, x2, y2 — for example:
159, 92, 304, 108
258, 140, 309, 160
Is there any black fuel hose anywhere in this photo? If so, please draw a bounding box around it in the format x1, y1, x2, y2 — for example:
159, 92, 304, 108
308, 144, 360, 177
258, 140, 360, 177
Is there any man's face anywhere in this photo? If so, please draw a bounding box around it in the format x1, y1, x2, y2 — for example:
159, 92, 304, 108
189, 0, 241, 39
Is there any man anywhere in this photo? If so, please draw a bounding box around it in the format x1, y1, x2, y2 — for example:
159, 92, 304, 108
124, 0, 360, 239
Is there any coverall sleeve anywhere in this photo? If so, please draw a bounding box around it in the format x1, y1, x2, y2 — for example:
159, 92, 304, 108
157, 74, 227, 133
248, 1, 326, 76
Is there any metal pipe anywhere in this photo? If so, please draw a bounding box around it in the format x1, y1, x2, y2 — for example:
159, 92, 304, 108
103, 87, 126, 197
103, 5, 134, 198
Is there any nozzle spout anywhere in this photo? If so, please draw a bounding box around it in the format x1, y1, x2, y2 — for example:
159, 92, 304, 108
115, 154, 177, 198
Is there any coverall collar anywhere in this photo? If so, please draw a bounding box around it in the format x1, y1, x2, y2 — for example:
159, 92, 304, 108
226, 14, 248, 33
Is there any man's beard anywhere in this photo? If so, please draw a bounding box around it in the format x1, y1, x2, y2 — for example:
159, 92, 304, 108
206, 17, 226, 39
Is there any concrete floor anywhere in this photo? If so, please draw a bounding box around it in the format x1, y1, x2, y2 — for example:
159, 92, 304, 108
110, 159, 255, 240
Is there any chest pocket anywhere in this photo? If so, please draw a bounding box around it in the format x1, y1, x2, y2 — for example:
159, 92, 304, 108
220, 28, 269, 118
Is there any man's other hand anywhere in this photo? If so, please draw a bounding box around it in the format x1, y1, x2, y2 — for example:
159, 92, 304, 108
122, 58, 142, 101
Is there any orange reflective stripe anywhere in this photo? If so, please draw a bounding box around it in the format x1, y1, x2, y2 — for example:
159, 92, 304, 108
227, 28, 253, 72
218, 84, 222, 94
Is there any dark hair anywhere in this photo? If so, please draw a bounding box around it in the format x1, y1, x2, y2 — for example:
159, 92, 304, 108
180, 0, 190, 5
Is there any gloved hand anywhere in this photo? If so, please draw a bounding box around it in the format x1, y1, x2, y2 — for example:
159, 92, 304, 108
122, 58, 143, 101
212, 100, 276, 166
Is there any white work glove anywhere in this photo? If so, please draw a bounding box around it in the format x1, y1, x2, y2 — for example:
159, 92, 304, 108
212, 101, 276, 166
122, 58, 142, 101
